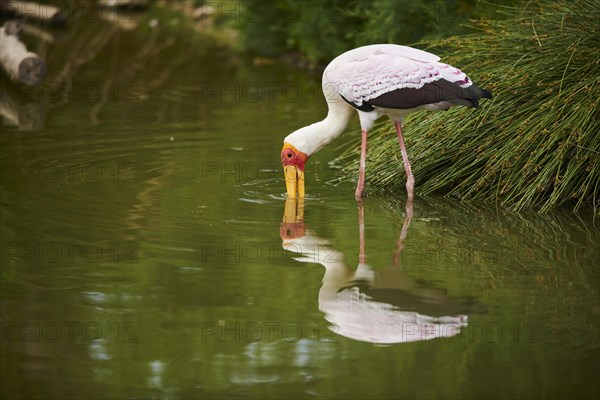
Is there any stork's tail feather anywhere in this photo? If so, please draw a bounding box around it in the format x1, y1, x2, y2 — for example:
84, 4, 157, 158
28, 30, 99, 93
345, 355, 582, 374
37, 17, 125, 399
481, 89, 493, 99
467, 85, 493, 108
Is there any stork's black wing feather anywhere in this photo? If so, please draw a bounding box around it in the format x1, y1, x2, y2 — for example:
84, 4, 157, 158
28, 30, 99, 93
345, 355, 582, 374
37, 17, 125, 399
341, 79, 492, 111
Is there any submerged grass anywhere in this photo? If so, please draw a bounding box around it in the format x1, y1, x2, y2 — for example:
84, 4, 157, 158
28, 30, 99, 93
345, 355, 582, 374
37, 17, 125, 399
330, 0, 600, 214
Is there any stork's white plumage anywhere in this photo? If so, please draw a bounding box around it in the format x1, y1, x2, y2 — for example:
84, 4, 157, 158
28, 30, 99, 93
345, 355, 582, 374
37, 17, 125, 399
281, 44, 492, 200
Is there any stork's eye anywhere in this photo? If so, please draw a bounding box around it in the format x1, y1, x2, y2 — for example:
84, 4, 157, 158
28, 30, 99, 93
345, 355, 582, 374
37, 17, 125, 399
287, 152, 293, 158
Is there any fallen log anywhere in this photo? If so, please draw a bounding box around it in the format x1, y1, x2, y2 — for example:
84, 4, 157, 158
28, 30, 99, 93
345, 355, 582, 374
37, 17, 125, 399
0, 21, 46, 86
98, 0, 149, 9
98, 7, 142, 31
22, 21, 57, 43
0, 1, 66, 24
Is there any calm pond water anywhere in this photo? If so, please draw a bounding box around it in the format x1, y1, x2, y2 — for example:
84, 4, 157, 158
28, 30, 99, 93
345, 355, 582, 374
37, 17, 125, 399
1, 10, 599, 400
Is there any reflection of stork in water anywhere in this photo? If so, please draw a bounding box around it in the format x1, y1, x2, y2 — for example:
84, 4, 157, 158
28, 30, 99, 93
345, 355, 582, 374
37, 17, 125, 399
280, 199, 476, 344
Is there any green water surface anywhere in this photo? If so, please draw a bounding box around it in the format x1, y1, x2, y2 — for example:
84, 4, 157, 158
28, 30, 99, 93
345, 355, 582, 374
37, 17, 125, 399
1, 9, 598, 400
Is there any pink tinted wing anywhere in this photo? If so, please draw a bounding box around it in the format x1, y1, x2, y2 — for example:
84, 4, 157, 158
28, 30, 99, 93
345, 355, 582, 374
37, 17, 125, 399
330, 54, 444, 107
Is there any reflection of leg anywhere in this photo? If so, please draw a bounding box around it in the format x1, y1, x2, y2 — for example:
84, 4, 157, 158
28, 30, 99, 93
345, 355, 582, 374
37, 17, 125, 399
393, 194, 414, 267
395, 121, 414, 202
358, 200, 366, 265
355, 129, 368, 200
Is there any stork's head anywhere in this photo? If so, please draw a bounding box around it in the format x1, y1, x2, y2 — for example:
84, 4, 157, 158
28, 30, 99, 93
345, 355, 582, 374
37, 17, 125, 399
281, 142, 308, 198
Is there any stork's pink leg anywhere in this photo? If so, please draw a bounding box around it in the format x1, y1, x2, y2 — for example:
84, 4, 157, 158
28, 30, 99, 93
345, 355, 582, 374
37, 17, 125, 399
394, 121, 414, 200
355, 129, 368, 200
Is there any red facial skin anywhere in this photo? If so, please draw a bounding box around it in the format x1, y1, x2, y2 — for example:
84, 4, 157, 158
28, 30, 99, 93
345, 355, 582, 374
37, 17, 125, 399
281, 146, 308, 171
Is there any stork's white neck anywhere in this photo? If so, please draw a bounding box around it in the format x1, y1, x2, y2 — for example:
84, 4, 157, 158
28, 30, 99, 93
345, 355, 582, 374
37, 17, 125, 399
281, 232, 354, 302
284, 100, 354, 156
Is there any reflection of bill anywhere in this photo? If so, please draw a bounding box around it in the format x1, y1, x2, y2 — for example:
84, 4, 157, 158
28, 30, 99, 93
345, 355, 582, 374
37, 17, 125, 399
280, 198, 475, 344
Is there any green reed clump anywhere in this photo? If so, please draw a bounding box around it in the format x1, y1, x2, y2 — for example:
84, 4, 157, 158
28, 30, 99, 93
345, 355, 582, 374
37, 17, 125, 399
331, 0, 600, 213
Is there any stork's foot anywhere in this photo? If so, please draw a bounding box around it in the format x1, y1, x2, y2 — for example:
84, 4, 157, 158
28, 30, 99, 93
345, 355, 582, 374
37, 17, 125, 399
406, 175, 415, 190
406, 174, 415, 199
355, 189, 365, 201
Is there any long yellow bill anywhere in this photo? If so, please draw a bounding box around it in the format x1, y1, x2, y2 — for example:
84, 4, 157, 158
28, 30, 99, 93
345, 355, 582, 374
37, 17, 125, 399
284, 166, 305, 198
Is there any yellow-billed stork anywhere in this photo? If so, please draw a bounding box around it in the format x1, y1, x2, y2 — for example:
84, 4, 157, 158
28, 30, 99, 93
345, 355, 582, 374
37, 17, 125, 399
281, 44, 492, 200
